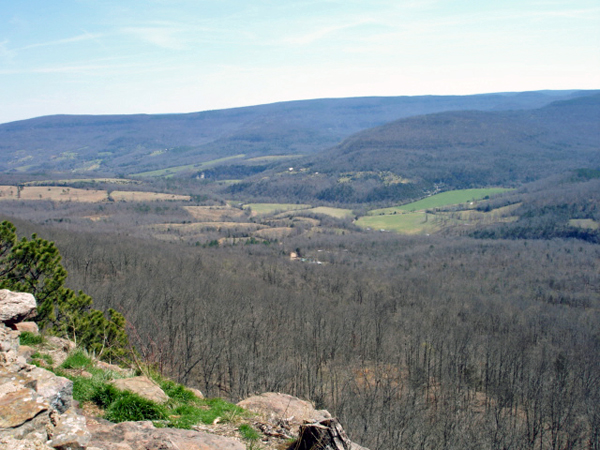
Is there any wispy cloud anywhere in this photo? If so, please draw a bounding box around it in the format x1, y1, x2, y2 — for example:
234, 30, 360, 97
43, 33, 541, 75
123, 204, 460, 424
283, 18, 377, 45
121, 23, 188, 50
18, 32, 105, 51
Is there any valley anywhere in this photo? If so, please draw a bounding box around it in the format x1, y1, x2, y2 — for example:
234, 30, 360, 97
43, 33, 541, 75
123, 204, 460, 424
1, 90, 599, 449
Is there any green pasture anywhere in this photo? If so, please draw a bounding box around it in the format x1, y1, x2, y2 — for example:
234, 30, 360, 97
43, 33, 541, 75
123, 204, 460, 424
370, 188, 511, 215
244, 203, 311, 215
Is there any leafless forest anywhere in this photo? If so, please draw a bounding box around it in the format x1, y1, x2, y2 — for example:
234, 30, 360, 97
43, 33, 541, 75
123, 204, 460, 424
5, 213, 598, 450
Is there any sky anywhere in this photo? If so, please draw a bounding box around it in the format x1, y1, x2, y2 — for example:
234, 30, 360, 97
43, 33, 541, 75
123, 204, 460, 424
1, 0, 599, 124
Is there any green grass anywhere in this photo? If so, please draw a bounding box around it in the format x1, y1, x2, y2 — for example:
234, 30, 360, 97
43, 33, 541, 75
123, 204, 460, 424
19, 331, 44, 346
356, 212, 440, 234
51, 350, 251, 431
244, 203, 311, 214
60, 349, 94, 369
370, 188, 512, 215
105, 391, 168, 422
239, 423, 261, 441
30, 351, 53, 367
132, 154, 246, 177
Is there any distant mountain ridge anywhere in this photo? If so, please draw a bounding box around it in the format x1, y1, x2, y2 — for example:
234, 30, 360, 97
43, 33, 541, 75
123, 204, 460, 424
227, 93, 600, 204
0, 90, 596, 175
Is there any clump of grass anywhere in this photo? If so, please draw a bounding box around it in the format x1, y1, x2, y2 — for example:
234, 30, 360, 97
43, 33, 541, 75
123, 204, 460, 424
239, 423, 261, 441
105, 391, 167, 422
61, 349, 93, 369
30, 351, 53, 367
19, 331, 44, 346
197, 398, 246, 425
160, 379, 198, 403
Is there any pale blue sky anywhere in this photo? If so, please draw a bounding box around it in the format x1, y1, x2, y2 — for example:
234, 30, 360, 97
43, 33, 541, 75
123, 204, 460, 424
1, 0, 598, 124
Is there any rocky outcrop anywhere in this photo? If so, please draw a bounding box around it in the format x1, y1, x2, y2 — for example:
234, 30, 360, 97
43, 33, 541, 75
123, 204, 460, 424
0, 290, 254, 450
110, 376, 169, 404
237, 392, 331, 430
0, 291, 367, 450
0, 289, 37, 324
86, 420, 246, 450
49, 408, 92, 450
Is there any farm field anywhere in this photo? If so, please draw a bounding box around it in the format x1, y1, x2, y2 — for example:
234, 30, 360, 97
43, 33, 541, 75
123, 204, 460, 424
0, 185, 108, 202
0, 185, 190, 202
356, 212, 440, 234
304, 206, 354, 219
244, 203, 311, 215
370, 188, 511, 215
183, 206, 247, 221
23, 178, 141, 186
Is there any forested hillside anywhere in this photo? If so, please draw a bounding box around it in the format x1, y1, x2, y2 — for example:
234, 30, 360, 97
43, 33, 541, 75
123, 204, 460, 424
0, 90, 595, 176
3, 217, 597, 450
227, 94, 600, 205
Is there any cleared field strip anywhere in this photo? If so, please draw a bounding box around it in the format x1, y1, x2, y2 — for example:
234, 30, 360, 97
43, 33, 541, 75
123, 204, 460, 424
246, 155, 304, 162
357, 212, 440, 234
110, 191, 190, 202
183, 206, 247, 221
569, 219, 599, 230
244, 203, 311, 215
370, 188, 511, 215
0, 185, 190, 203
23, 178, 140, 186
131, 154, 246, 177
305, 207, 354, 219
0, 185, 108, 202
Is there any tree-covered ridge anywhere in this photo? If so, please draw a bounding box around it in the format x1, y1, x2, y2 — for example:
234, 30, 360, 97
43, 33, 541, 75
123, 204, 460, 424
0, 220, 128, 362
0, 90, 595, 176
226, 93, 600, 205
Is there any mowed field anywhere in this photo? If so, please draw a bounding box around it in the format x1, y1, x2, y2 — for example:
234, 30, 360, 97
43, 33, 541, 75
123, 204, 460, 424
357, 212, 440, 234
358, 188, 514, 234
369, 188, 511, 215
